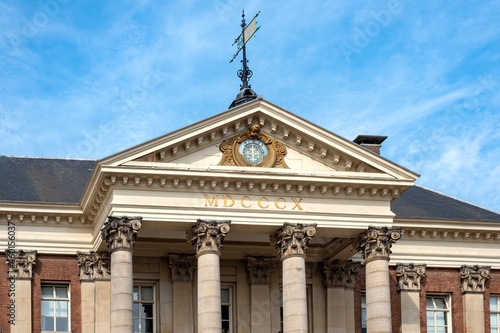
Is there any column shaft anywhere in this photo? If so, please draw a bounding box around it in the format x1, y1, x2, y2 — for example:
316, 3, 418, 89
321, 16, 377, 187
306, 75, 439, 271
345, 288, 355, 333
110, 250, 134, 333
282, 256, 308, 333
11, 279, 32, 333
95, 280, 111, 333
365, 259, 391, 333
173, 281, 194, 333
400, 291, 420, 332
197, 253, 222, 333
463, 293, 485, 333
81, 282, 95, 333
327, 287, 346, 333
251, 284, 272, 333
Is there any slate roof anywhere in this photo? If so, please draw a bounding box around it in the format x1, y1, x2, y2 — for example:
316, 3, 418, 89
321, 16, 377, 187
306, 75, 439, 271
0, 156, 96, 204
1, 155, 499, 222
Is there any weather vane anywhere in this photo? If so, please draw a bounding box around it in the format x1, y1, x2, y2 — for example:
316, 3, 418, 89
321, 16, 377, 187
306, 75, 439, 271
230, 10, 260, 90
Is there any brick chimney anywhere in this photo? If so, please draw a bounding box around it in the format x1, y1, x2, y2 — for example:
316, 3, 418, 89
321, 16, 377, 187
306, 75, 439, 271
353, 135, 387, 155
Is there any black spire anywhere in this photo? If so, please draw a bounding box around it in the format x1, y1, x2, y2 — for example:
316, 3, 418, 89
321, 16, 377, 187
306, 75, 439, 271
229, 10, 259, 109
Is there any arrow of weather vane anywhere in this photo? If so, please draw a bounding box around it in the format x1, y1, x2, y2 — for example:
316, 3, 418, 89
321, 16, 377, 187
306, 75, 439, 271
230, 11, 260, 63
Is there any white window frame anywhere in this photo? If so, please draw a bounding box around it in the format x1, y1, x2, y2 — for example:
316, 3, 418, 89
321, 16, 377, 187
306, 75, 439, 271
426, 294, 452, 333
361, 292, 367, 333
221, 285, 234, 333
41, 282, 71, 333
491, 295, 500, 333
133, 284, 156, 333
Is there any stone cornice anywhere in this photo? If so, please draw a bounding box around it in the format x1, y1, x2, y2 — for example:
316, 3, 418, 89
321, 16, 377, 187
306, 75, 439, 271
169, 254, 196, 282
186, 219, 231, 256
76, 251, 110, 281
6, 249, 37, 280
270, 222, 317, 260
101, 216, 143, 253
460, 265, 490, 293
354, 226, 402, 263
396, 263, 426, 291
402, 227, 500, 241
246, 256, 276, 285
323, 259, 361, 288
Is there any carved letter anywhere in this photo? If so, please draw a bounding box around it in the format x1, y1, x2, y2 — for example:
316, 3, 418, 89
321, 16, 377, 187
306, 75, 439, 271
223, 195, 234, 207
204, 194, 218, 207
291, 198, 303, 210
275, 197, 286, 210
241, 196, 252, 208
258, 197, 269, 209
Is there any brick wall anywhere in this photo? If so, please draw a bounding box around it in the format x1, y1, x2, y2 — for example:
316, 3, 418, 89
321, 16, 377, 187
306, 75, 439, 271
32, 254, 81, 333
0, 253, 10, 332
354, 265, 500, 333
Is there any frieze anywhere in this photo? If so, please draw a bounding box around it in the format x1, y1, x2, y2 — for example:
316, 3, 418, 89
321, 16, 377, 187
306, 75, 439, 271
323, 259, 361, 288
169, 254, 196, 282
270, 222, 317, 260
396, 263, 426, 291
6, 249, 37, 280
76, 251, 111, 282
204, 194, 303, 210
247, 256, 276, 285
354, 226, 402, 263
101, 216, 143, 253
186, 219, 231, 256
460, 265, 490, 293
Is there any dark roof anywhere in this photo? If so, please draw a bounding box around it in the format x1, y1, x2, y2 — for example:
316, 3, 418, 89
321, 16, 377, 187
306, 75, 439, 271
0, 156, 96, 204
1, 156, 499, 222
391, 184, 500, 222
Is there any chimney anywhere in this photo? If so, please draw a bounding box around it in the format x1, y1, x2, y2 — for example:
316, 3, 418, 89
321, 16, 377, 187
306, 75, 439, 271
353, 135, 387, 155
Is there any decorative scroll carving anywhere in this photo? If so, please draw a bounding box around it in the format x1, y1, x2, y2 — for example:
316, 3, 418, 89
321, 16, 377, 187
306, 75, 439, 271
169, 254, 196, 282
354, 226, 402, 263
76, 251, 111, 282
323, 259, 361, 288
270, 222, 317, 260
218, 124, 289, 168
6, 250, 37, 280
101, 216, 143, 253
460, 265, 490, 293
246, 256, 276, 285
186, 219, 231, 256
396, 263, 426, 291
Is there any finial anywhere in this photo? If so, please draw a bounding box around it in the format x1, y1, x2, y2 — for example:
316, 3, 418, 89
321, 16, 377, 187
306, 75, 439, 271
229, 10, 261, 108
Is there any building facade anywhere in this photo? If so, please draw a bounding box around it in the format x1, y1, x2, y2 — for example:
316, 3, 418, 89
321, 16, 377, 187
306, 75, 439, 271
1, 98, 500, 333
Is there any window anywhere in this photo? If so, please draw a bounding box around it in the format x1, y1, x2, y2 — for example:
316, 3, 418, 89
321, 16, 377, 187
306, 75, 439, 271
426, 295, 451, 333
41, 284, 70, 332
221, 287, 233, 333
361, 293, 367, 333
133, 286, 155, 333
491, 296, 500, 333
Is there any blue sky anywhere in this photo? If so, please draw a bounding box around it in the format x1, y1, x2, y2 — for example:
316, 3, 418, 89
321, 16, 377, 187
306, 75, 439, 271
1, 0, 499, 212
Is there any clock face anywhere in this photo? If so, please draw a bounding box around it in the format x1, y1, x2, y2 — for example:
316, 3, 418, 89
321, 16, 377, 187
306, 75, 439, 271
238, 139, 269, 164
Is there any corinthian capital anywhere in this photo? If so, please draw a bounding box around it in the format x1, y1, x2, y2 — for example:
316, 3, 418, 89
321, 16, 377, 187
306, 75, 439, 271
354, 226, 402, 262
396, 263, 426, 291
323, 259, 361, 288
460, 265, 490, 293
186, 219, 231, 256
270, 222, 317, 260
6, 249, 37, 280
247, 256, 276, 285
169, 254, 196, 282
76, 251, 111, 282
100, 216, 143, 253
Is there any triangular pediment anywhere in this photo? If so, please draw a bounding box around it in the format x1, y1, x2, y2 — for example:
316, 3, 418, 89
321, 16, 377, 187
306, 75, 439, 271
98, 99, 418, 181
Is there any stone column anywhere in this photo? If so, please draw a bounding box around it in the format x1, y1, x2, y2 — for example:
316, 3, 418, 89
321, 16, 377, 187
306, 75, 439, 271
247, 256, 276, 333
187, 219, 231, 333
460, 265, 490, 333
270, 222, 317, 333
77, 251, 111, 333
101, 216, 143, 333
323, 259, 361, 333
396, 263, 426, 333
169, 254, 196, 333
6, 250, 37, 333
355, 226, 402, 333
